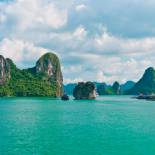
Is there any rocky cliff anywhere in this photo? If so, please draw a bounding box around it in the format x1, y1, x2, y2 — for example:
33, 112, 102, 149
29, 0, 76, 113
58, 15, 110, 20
35, 53, 63, 96
97, 83, 108, 95
127, 67, 155, 95
73, 82, 96, 100
120, 81, 135, 91
112, 81, 121, 95
96, 81, 121, 95
0, 52, 63, 97
0, 55, 10, 85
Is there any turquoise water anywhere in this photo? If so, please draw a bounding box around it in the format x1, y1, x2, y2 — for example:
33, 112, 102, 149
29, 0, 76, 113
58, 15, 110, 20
0, 96, 155, 155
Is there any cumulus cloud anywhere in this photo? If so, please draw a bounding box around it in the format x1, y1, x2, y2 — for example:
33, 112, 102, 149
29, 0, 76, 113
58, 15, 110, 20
60, 29, 155, 83
1, 0, 155, 84
0, 38, 50, 68
0, 0, 68, 32
95, 30, 155, 56
73, 26, 87, 40
75, 4, 87, 12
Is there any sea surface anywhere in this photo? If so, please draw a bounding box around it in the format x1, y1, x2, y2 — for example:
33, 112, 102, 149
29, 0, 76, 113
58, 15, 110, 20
0, 96, 155, 155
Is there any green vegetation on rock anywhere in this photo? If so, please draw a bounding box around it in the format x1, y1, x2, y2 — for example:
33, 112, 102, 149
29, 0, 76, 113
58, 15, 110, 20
127, 67, 155, 95
73, 82, 96, 100
97, 81, 121, 95
0, 53, 63, 97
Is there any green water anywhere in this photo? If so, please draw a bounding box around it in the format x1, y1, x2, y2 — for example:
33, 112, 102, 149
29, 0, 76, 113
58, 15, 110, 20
0, 96, 155, 155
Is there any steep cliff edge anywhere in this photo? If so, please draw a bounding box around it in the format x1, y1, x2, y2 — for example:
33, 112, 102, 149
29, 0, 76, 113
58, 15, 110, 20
0, 52, 63, 97
35, 53, 63, 96
0, 55, 10, 85
127, 67, 155, 95
73, 82, 96, 100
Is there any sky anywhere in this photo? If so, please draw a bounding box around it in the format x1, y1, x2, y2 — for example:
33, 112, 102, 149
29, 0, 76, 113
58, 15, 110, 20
0, 0, 155, 84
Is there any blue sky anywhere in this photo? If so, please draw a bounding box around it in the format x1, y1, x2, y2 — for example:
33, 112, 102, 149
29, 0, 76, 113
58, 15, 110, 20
0, 0, 155, 83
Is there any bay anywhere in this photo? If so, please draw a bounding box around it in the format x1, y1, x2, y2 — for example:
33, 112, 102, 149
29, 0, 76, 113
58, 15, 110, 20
0, 96, 155, 155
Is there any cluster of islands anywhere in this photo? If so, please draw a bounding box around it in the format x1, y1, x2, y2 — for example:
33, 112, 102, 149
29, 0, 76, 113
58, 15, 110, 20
0, 52, 155, 100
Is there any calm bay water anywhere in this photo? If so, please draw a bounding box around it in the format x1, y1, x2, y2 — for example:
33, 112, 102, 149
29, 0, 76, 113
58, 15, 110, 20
0, 96, 155, 155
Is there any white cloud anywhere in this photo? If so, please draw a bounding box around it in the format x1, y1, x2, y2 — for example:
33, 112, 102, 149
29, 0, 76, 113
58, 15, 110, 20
0, 14, 6, 23
0, 38, 50, 68
1, 25, 155, 84
73, 26, 87, 40
64, 78, 83, 84
75, 4, 87, 12
0, 0, 68, 31
95, 30, 155, 57
1, 1, 155, 84
52, 25, 87, 40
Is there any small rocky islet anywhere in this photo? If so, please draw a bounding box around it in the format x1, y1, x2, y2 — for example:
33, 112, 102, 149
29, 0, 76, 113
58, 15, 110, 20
65, 67, 155, 100
73, 82, 96, 100
134, 94, 155, 101
128, 67, 155, 100
1, 52, 155, 100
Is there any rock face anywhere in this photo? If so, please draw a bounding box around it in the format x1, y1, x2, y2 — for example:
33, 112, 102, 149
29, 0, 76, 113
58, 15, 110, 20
121, 81, 135, 91
97, 83, 108, 95
35, 53, 63, 96
0, 55, 10, 85
127, 67, 155, 95
73, 82, 96, 100
96, 82, 121, 95
112, 81, 121, 95
0, 52, 63, 97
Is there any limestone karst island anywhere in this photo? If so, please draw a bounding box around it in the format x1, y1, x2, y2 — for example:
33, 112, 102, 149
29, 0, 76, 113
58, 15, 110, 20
1, 52, 155, 100
0, 53, 63, 97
